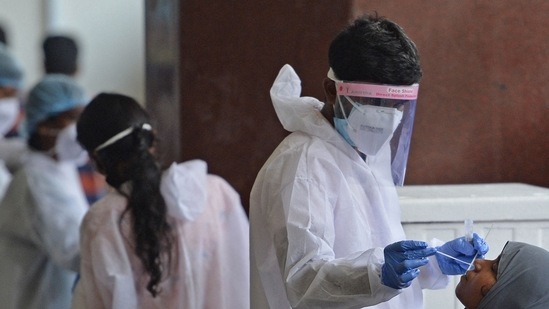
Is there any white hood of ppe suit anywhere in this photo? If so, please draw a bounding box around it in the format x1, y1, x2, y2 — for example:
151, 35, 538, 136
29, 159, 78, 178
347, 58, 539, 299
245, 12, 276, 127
271, 65, 338, 143
160, 160, 208, 221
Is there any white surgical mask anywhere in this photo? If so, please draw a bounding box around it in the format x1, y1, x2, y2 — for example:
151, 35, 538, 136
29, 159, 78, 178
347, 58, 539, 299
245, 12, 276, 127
54, 123, 89, 166
336, 97, 403, 157
0, 97, 20, 136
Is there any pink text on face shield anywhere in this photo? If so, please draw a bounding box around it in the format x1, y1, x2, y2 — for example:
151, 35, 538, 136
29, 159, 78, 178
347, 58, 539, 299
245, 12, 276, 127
336, 82, 419, 99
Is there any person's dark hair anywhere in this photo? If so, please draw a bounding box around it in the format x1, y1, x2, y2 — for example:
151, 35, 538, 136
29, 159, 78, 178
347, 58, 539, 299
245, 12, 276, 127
0, 24, 7, 46
27, 131, 42, 150
43, 35, 78, 75
76, 93, 172, 297
329, 12, 422, 85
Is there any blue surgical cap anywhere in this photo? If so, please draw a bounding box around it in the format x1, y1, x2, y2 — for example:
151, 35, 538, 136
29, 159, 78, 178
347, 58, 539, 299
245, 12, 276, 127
25, 74, 87, 135
0, 42, 23, 89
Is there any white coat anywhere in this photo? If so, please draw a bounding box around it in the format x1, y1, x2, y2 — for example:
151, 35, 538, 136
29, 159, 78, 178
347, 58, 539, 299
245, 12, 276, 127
72, 160, 250, 309
249, 65, 448, 309
0, 152, 88, 309
0, 137, 28, 200
0, 137, 29, 172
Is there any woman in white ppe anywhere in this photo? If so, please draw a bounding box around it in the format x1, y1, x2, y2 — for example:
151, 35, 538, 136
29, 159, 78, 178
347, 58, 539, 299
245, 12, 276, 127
72, 93, 250, 309
0, 42, 27, 198
0, 74, 89, 309
250, 14, 487, 309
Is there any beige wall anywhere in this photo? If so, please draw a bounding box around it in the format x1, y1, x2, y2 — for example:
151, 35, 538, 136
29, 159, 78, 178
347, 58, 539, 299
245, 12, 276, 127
0, 0, 144, 103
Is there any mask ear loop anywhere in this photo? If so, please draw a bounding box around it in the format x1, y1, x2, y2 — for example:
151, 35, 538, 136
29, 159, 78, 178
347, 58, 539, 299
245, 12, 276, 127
337, 95, 361, 133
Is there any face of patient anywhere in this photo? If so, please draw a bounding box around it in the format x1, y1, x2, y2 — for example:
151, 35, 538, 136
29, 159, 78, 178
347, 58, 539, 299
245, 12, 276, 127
455, 257, 500, 309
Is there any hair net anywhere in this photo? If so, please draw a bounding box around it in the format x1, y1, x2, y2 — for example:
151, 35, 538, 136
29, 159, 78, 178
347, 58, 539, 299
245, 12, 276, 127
25, 74, 86, 135
478, 241, 549, 309
0, 42, 23, 89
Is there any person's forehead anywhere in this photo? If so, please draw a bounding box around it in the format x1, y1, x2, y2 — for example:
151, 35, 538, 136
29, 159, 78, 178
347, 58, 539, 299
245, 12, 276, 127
62, 106, 84, 117
50, 106, 85, 123
0, 86, 17, 97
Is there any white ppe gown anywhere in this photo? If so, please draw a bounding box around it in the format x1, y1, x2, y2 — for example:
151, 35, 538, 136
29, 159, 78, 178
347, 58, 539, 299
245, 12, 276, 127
0, 137, 28, 201
0, 152, 88, 309
249, 65, 448, 309
72, 160, 250, 309
0, 137, 28, 173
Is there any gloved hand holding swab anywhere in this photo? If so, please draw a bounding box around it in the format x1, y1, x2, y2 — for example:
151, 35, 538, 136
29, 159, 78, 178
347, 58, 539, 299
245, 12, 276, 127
434, 219, 490, 275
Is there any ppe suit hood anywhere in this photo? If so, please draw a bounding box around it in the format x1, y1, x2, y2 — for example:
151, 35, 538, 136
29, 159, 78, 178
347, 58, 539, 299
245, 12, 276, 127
160, 160, 207, 221
270, 64, 336, 140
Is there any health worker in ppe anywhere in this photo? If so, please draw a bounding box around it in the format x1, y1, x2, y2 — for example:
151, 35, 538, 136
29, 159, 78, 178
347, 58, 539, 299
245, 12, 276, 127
0, 42, 28, 198
249, 13, 488, 309
0, 74, 89, 309
41, 35, 107, 205
72, 93, 250, 309
456, 241, 549, 309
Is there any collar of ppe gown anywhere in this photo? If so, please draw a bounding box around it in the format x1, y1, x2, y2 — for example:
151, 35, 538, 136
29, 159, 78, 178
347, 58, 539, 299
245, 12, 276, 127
160, 160, 208, 221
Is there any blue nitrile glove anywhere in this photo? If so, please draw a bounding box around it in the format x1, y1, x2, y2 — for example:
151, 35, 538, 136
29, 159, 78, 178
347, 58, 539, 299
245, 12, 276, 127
435, 233, 489, 275
381, 240, 437, 289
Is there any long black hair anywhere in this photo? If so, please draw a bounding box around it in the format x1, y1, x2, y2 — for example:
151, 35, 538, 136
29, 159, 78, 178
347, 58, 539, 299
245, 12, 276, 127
76, 93, 172, 297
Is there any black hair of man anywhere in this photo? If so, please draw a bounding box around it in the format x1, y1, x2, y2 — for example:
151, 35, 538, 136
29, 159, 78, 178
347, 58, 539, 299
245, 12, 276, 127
43, 35, 78, 75
328, 12, 422, 85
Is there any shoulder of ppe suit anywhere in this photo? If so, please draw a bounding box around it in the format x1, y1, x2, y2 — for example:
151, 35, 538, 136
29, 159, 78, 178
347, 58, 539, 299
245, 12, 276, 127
81, 192, 127, 233
264, 132, 346, 178
204, 173, 241, 206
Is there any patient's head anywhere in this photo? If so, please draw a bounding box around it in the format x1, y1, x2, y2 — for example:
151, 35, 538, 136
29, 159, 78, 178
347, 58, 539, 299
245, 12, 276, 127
456, 241, 549, 309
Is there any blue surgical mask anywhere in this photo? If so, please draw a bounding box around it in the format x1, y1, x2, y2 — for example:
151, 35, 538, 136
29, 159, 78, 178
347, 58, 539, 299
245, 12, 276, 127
333, 117, 355, 148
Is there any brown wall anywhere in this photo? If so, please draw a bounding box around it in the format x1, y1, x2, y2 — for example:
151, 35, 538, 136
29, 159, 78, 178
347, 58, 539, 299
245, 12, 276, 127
352, 1, 549, 186
146, 1, 549, 213
176, 1, 350, 211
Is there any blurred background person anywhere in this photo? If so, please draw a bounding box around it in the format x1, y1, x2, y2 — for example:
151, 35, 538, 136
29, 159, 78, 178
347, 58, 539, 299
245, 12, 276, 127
0, 42, 27, 199
42, 35, 78, 76
41, 34, 106, 204
0, 74, 89, 309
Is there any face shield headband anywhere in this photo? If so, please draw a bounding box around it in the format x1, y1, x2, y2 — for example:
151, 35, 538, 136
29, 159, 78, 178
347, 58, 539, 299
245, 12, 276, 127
328, 68, 419, 186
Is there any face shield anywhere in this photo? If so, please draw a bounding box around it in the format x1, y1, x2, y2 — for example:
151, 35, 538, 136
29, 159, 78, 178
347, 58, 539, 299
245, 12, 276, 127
328, 69, 419, 186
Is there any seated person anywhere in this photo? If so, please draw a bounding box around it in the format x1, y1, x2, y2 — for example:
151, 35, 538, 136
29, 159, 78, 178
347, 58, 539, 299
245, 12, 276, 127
455, 241, 549, 309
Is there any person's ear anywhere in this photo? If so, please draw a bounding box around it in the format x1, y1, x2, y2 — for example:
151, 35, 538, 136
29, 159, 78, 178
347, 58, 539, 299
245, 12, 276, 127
322, 78, 337, 106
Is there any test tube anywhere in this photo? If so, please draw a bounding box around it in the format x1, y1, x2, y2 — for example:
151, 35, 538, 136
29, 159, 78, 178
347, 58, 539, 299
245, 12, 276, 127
464, 219, 474, 242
